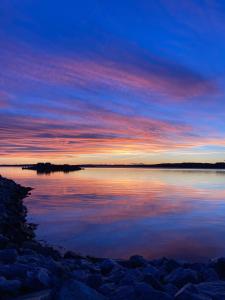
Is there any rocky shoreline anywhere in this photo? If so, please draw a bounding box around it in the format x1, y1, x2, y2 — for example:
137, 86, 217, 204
1, 176, 225, 299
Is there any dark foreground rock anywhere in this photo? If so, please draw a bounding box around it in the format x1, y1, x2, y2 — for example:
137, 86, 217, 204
1, 175, 225, 299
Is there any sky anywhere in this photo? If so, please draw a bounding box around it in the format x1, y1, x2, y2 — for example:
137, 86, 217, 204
1, 0, 225, 164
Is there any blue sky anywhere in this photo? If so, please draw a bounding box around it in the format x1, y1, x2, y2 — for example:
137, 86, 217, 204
0, 0, 225, 163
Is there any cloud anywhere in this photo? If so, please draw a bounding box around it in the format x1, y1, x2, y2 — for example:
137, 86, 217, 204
0, 41, 218, 101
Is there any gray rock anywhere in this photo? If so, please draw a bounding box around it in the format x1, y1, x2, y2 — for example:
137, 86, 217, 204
0, 234, 9, 249
99, 283, 115, 296
119, 269, 143, 286
87, 274, 103, 289
134, 282, 173, 300
175, 283, 211, 300
25, 267, 52, 290
129, 255, 148, 268
200, 268, 219, 282
100, 259, 118, 275
210, 257, 225, 279
0, 263, 30, 279
57, 279, 106, 300
165, 267, 199, 287
110, 285, 136, 300
196, 280, 225, 298
106, 268, 125, 284
164, 283, 178, 296
14, 289, 52, 300
0, 276, 21, 296
72, 269, 90, 282
143, 273, 163, 290
0, 248, 18, 263
142, 265, 160, 278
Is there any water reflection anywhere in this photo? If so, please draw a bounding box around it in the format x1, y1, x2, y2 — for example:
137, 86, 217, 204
1, 167, 225, 261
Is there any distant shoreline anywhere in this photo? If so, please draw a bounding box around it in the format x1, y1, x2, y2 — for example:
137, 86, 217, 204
1, 162, 225, 170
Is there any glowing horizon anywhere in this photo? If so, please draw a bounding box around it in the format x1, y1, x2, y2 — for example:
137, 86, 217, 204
1, 1, 225, 164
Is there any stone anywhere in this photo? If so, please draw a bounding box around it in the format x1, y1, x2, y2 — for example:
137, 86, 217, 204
164, 283, 178, 296
129, 255, 148, 268
57, 279, 106, 300
87, 274, 103, 289
196, 280, 225, 298
14, 289, 52, 300
119, 269, 143, 286
100, 259, 118, 275
106, 268, 125, 284
134, 282, 173, 300
165, 267, 199, 287
0, 276, 21, 296
143, 273, 163, 290
175, 283, 211, 300
0, 263, 30, 279
0, 234, 9, 249
72, 269, 90, 282
99, 283, 115, 296
64, 250, 83, 260
142, 265, 160, 278
210, 257, 225, 279
0, 248, 18, 263
110, 285, 136, 300
25, 267, 52, 291
200, 268, 219, 282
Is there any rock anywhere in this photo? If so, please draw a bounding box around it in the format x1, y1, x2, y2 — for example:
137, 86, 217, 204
99, 283, 115, 296
0, 234, 9, 249
110, 285, 136, 300
0, 276, 21, 296
119, 269, 143, 286
164, 283, 178, 296
200, 268, 219, 282
143, 273, 163, 290
142, 265, 160, 278
100, 259, 118, 275
134, 282, 173, 300
0, 263, 30, 279
196, 280, 225, 298
64, 250, 83, 260
57, 279, 106, 300
87, 274, 103, 289
72, 269, 90, 282
22, 241, 61, 260
0, 248, 18, 263
25, 268, 52, 291
165, 267, 199, 287
14, 289, 52, 300
210, 257, 225, 279
129, 255, 148, 268
105, 268, 125, 284
175, 283, 211, 300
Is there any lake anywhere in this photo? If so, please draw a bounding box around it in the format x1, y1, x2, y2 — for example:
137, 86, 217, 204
1, 167, 225, 261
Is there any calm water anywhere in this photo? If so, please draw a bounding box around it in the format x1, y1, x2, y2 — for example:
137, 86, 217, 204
1, 167, 225, 261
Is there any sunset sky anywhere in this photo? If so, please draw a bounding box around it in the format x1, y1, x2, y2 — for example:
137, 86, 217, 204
1, 0, 225, 164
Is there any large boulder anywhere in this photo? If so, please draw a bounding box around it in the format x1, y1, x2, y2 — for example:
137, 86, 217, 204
129, 255, 148, 268
0, 276, 21, 297
57, 279, 106, 300
14, 289, 52, 300
196, 281, 225, 298
175, 283, 210, 300
165, 267, 199, 287
134, 282, 173, 300
0, 248, 18, 263
210, 257, 225, 279
99, 259, 118, 275
109, 285, 136, 300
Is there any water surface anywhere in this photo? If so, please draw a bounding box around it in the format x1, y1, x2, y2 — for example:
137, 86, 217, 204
1, 167, 225, 261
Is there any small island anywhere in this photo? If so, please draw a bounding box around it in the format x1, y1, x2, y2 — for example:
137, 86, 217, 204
22, 162, 82, 174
